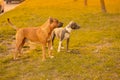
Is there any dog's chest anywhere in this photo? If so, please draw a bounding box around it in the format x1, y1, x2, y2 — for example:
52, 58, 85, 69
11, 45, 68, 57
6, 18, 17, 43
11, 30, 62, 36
56, 31, 70, 40
54, 28, 70, 40
64, 33, 70, 39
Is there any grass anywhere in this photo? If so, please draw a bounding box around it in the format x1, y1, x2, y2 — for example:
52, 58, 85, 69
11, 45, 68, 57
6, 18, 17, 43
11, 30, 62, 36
0, 0, 120, 80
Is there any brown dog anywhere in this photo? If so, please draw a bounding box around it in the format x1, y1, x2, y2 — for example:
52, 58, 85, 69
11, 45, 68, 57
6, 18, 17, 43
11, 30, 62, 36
7, 17, 63, 61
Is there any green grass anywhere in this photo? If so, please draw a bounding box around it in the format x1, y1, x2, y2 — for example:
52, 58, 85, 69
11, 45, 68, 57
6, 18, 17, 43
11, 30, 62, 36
0, 0, 120, 80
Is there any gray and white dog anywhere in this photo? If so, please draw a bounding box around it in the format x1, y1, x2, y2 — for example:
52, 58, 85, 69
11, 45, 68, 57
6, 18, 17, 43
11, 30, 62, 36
51, 21, 80, 52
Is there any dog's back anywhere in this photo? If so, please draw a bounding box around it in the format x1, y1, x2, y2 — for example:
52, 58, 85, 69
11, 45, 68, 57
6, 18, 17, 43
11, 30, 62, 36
53, 28, 64, 38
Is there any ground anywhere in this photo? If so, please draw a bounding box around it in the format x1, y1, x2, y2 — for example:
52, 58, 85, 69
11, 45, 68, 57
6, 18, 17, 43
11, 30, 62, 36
0, 0, 120, 80
0, 1, 20, 16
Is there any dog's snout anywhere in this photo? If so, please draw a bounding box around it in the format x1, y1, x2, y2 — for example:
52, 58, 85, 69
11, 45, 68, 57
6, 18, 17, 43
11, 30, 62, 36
58, 22, 63, 27
78, 25, 80, 28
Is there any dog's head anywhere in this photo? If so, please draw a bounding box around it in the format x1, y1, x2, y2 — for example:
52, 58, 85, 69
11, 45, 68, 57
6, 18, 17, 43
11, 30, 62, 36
69, 21, 80, 30
48, 17, 63, 28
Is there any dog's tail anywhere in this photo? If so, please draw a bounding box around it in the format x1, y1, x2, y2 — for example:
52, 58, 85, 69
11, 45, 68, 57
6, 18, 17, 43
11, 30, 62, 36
7, 18, 19, 30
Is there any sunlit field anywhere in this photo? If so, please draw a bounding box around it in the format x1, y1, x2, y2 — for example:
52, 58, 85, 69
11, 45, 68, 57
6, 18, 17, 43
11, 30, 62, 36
0, 0, 120, 80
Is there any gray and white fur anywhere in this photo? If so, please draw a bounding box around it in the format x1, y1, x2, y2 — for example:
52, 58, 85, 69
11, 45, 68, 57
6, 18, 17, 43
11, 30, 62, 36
51, 21, 80, 52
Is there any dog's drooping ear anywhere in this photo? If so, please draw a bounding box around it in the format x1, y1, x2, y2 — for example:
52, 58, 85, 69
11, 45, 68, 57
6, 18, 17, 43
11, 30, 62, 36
48, 17, 53, 24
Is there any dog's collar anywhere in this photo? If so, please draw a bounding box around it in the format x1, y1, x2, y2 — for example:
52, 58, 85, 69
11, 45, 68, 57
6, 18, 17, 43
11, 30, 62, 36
64, 28, 70, 34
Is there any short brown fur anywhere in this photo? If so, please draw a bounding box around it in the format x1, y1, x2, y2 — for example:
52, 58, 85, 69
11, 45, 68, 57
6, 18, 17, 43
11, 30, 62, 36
7, 18, 63, 61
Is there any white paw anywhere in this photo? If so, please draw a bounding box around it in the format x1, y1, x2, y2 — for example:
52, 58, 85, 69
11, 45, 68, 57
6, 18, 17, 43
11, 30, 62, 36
57, 49, 60, 52
50, 56, 54, 59
50, 46, 53, 50
61, 47, 64, 49
67, 50, 70, 52
13, 58, 19, 61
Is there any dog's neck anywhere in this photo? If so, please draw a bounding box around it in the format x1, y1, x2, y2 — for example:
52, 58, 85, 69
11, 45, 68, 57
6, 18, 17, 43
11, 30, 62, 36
65, 25, 72, 33
41, 22, 53, 34
49, 25, 55, 34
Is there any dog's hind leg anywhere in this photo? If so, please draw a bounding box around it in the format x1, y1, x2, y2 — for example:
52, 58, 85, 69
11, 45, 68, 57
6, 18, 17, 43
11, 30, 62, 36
66, 38, 70, 52
57, 30, 65, 52
51, 31, 56, 50
14, 36, 25, 60
58, 41, 62, 52
18, 38, 26, 57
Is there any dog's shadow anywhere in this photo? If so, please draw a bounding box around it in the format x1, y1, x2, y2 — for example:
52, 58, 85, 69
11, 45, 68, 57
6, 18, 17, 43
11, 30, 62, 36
68, 49, 80, 54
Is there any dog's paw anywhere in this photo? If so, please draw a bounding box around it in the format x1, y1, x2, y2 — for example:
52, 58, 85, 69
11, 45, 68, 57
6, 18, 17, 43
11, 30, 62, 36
50, 56, 54, 59
13, 58, 19, 61
50, 46, 53, 50
42, 58, 46, 62
67, 50, 71, 52
61, 47, 64, 49
57, 50, 60, 52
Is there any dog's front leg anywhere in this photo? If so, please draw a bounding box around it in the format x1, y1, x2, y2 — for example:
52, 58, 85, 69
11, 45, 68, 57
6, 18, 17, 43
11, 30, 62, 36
42, 44, 46, 61
58, 41, 62, 52
14, 48, 19, 60
48, 40, 54, 59
66, 38, 70, 52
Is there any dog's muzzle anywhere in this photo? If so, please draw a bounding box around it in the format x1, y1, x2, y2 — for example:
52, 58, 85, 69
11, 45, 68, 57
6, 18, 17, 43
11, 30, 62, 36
75, 24, 80, 29
58, 22, 63, 27
78, 25, 80, 29
74, 25, 80, 30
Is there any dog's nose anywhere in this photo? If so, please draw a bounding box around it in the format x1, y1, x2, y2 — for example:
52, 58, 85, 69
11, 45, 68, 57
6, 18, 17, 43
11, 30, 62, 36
78, 25, 80, 28
61, 22, 63, 26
